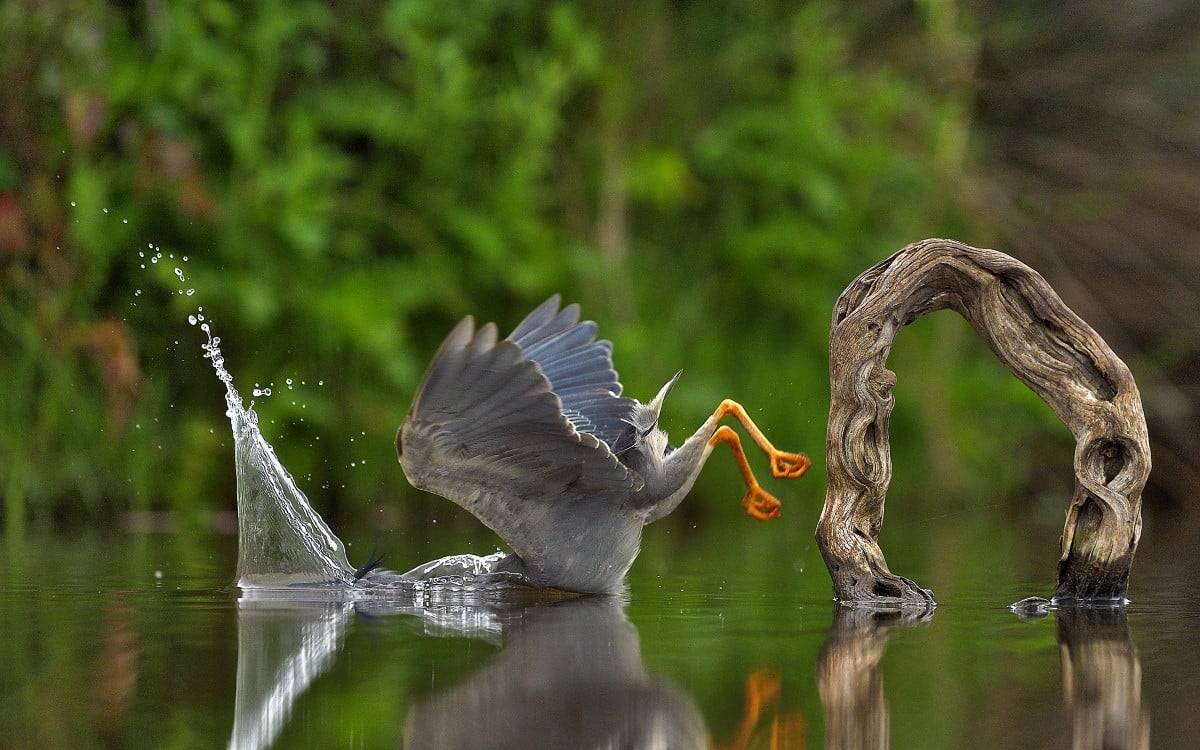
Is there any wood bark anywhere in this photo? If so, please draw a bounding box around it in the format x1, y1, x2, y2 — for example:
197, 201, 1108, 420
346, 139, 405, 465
818, 239, 1151, 606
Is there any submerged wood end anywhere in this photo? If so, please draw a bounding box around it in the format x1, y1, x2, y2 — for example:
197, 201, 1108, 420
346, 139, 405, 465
817, 239, 1150, 606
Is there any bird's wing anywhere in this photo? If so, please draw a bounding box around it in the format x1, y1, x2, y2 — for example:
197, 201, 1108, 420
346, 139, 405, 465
399, 314, 643, 552
506, 295, 635, 449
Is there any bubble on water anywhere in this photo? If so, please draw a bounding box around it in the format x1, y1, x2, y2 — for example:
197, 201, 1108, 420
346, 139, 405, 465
285, 378, 293, 388
182, 255, 188, 262
186, 289, 195, 296
317, 380, 324, 386
174, 267, 186, 281
102, 207, 109, 214
151, 256, 159, 264
69, 201, 76, 207
122, 219, 128, 224
138, 251, 145, 258
134, 289, 142, 296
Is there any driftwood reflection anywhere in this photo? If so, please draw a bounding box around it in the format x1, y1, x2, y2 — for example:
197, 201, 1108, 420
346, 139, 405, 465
817, 606, 931, 750
403, 595, 706, 749
1056, 606, 1149, 750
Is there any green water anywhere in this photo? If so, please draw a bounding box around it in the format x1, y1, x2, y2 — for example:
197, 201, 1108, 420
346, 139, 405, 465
1, 499, 1196, 749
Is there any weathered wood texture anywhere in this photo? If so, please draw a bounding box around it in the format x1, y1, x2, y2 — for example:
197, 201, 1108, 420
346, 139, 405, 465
818, 239, 1151, 606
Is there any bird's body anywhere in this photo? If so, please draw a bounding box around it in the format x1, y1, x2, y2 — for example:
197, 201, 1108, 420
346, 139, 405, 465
397, 296, 808, 593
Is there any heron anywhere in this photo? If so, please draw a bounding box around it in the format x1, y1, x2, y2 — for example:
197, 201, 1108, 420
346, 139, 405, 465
396, 295, 810, 593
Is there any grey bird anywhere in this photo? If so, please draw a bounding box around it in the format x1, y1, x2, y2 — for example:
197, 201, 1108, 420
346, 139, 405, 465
396, 295, 809, 593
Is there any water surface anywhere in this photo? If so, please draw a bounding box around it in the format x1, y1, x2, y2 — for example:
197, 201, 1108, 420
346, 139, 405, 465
2, 506, 1195, 749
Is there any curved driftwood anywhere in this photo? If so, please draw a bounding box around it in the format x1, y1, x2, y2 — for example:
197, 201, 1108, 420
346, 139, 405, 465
817, 239, 1151, 606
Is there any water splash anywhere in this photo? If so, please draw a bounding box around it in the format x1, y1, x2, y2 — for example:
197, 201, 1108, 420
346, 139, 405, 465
197, 320, 355, 588
193, 314, 520, 592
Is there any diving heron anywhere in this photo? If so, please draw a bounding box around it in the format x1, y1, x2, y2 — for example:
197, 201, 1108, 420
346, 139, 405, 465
397, 295, 809, 593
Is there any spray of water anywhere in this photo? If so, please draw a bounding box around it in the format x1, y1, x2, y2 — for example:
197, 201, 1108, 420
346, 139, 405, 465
196, 316, 356, 587
163, 256, 522, 592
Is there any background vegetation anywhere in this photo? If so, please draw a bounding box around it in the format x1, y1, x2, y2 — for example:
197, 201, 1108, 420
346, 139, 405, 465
1, 0, 1196, 538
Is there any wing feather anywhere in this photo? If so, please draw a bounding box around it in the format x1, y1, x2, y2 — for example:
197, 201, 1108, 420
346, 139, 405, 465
505, 295, 634, 448
399, 314, 642, 566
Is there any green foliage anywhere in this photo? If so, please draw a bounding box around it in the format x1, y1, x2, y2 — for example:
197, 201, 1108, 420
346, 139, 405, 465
0, 1, 1062, 528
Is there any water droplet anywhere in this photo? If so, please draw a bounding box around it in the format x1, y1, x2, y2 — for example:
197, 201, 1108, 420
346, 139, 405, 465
69, 201, 76, 207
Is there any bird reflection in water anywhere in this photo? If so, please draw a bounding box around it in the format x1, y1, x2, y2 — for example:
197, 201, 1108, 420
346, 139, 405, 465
402, 595, 706, 749
227, 589, 819, 750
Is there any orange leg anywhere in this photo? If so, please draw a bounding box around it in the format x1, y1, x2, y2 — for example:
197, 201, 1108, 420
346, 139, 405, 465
713, 400, 811, 480
706, 400, 811, 521
709, 426, 782, 521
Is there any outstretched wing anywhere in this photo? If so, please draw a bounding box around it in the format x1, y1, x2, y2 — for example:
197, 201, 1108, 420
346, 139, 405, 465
506, 295, 635, 449
398, 314, 642, 562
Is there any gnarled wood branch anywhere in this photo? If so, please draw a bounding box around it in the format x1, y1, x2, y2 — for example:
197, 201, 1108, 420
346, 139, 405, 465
818, 239, 1150, 606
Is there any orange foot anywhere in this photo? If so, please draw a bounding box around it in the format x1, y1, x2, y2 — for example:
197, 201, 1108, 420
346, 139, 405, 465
742, 487, 782, 521
770, 451, 811, 480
